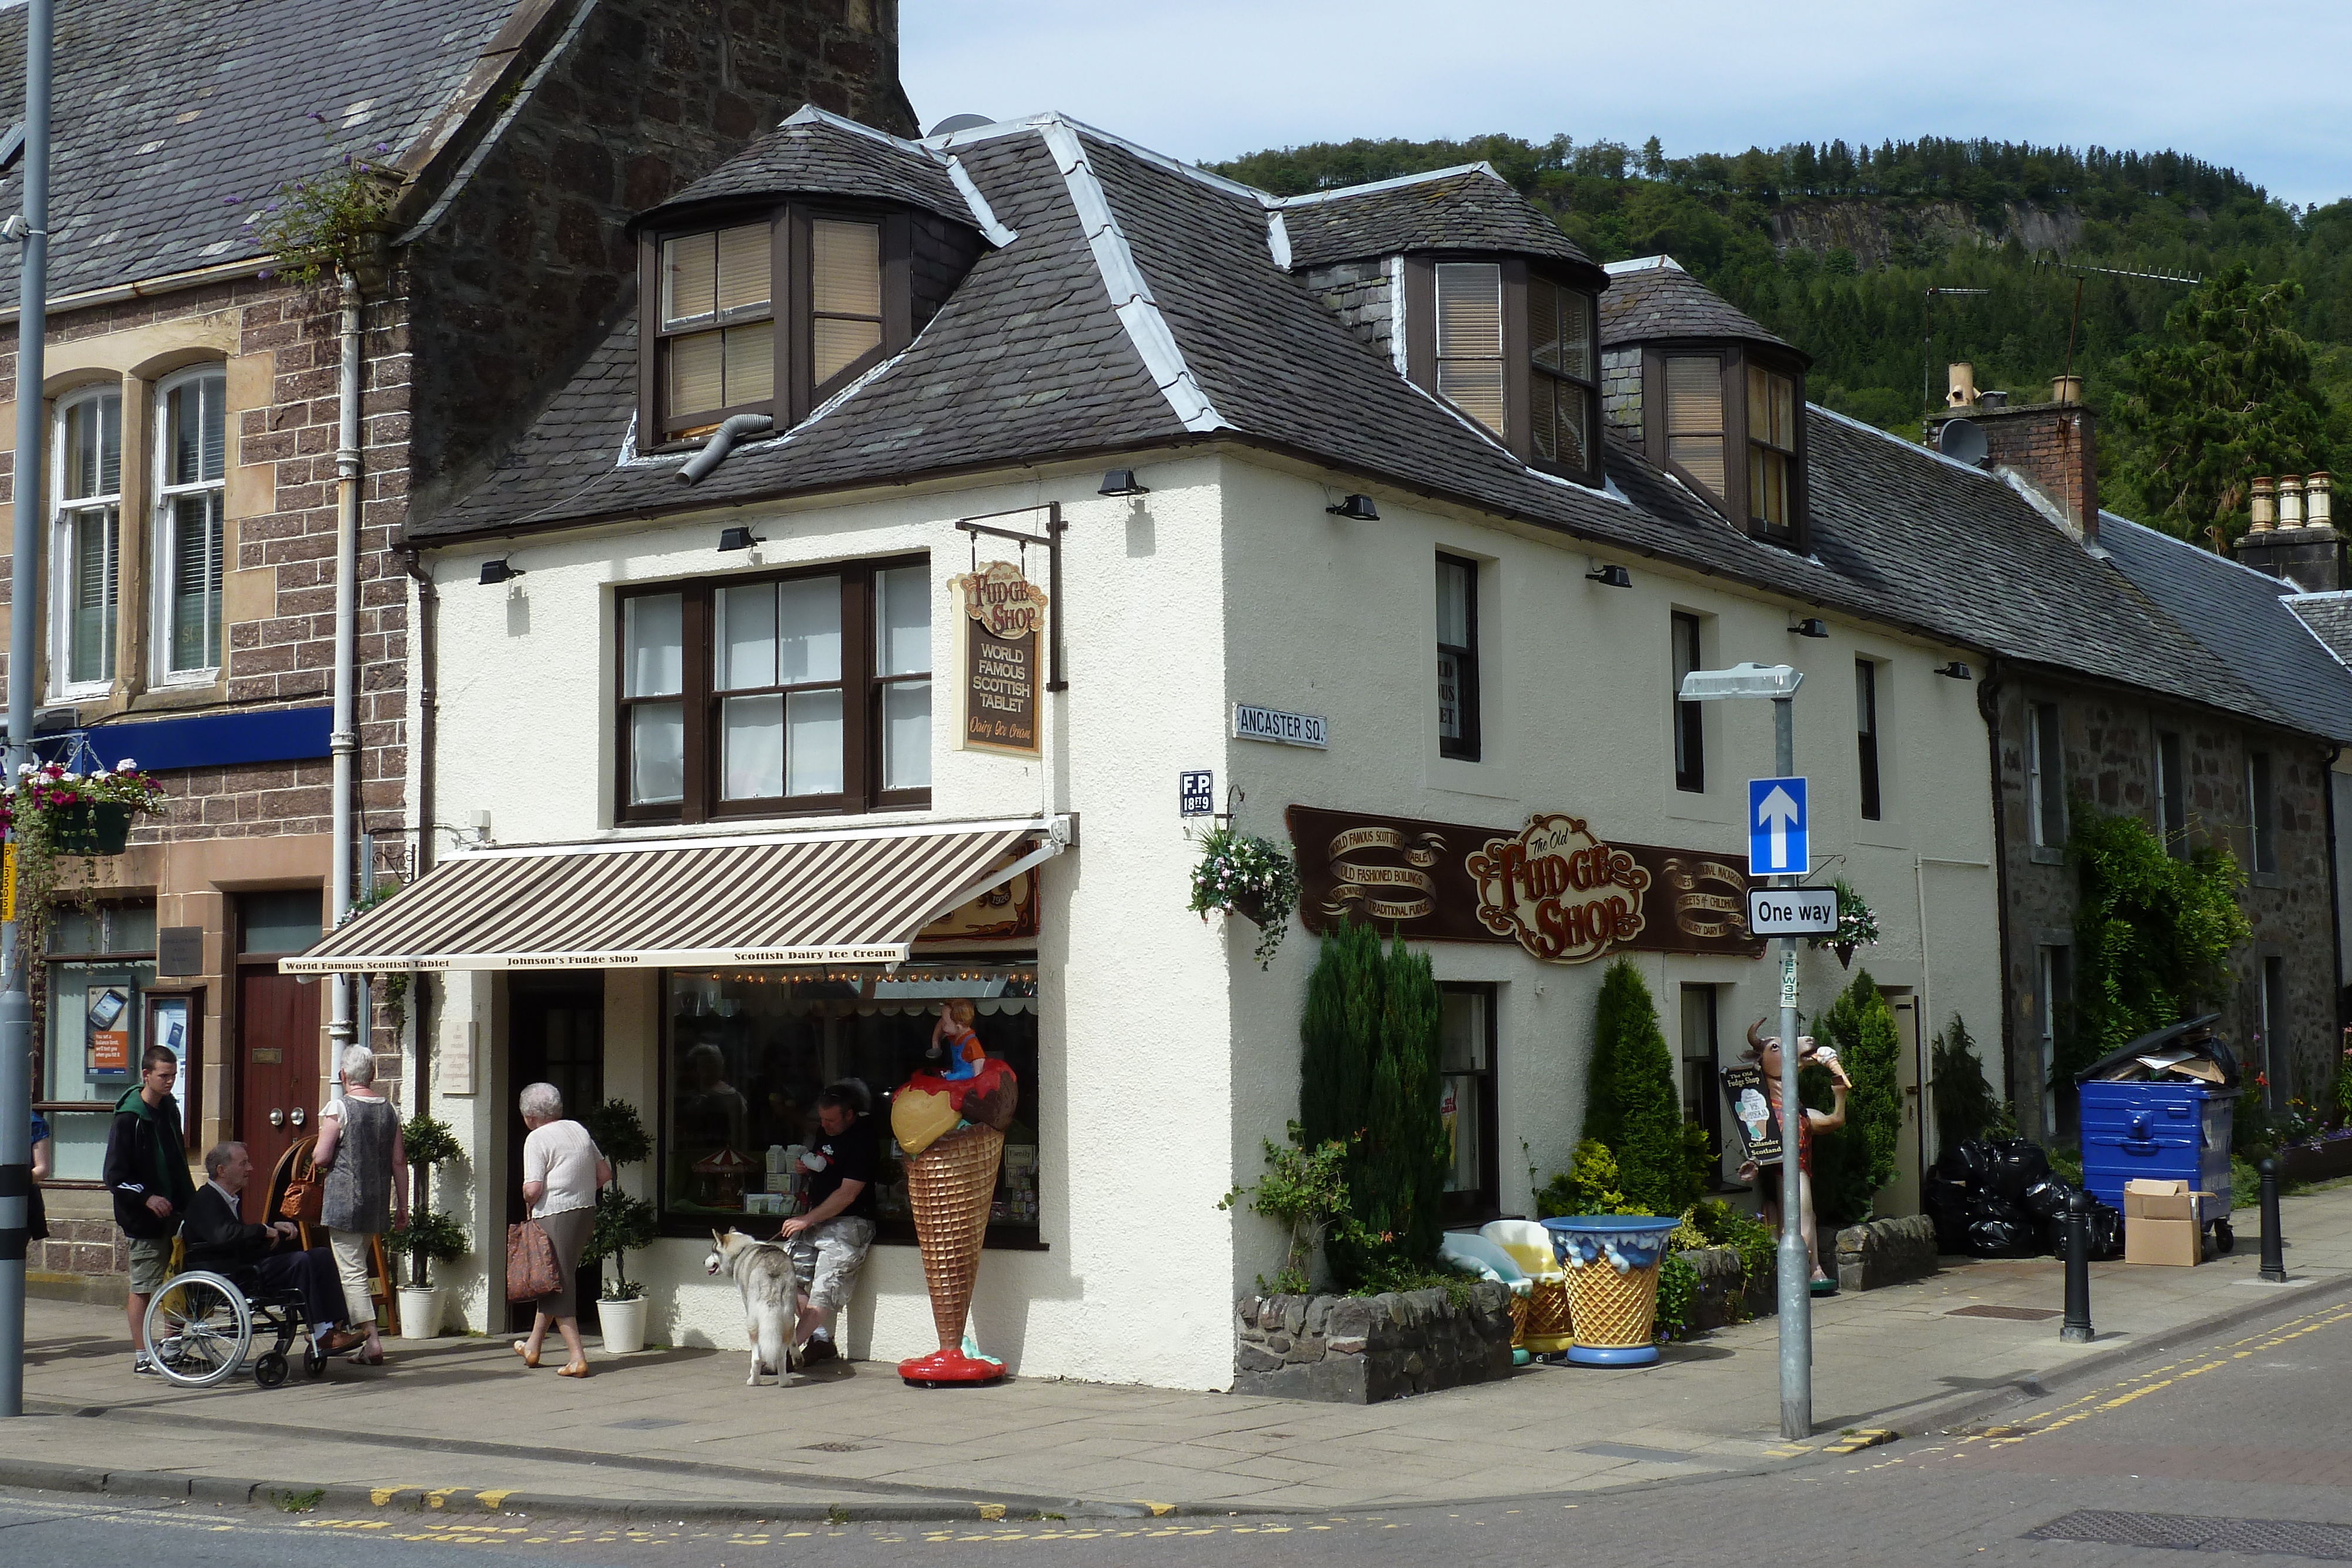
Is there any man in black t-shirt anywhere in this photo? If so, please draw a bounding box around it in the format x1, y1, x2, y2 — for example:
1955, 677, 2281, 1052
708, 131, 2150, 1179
778, 1080, 878, 1364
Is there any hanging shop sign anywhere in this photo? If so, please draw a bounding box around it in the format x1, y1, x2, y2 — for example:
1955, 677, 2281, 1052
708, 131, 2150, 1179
951, 560, 1049, 755
1287, 804, 1763, 964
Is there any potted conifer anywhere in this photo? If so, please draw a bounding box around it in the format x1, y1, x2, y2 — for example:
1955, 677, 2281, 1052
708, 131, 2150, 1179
387, 1112, 466, 1339
584, 1099, 659, 1354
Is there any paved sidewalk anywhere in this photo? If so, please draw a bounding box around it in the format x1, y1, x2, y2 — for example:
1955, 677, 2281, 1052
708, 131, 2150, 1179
8, 1184, 2350, 1520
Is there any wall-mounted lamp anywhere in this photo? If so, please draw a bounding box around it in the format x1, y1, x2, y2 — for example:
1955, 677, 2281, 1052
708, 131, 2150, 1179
1098, 469, 1150, 497
1585, 562, 1632, 589
1789, 617, 1829, 638
1935, 661, 1974, 680
1326, 493, 1379, 520
717, 526, 766, 553
478, 557, 522, 586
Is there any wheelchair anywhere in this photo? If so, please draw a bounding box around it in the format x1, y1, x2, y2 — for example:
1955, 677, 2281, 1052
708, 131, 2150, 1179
143, 1267, 330, 1390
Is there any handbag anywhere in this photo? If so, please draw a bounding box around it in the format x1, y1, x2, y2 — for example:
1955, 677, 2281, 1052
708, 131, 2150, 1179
506, 1218, 561, 1302
279, 1140, 326, 1226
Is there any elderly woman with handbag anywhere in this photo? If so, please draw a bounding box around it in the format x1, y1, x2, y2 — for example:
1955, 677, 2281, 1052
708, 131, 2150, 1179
511, 1082, 609, 1378
313, 1045, 406, 1366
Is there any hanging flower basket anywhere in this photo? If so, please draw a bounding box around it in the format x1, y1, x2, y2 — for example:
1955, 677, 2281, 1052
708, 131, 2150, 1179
7, 760, 165, 856
1808, 878, 1880, 968
1187, 826, 1301, 968
48, 802, 135, 856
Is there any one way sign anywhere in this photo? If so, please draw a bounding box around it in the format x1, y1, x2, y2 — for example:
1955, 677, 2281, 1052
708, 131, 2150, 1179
1748, 776, 1809, 876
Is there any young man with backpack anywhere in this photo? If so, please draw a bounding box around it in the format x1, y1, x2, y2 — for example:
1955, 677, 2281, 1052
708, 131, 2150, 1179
104, 1045, 196, 1374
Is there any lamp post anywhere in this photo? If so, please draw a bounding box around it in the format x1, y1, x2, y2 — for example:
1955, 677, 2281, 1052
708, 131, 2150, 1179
1678, 660, 1810, 1440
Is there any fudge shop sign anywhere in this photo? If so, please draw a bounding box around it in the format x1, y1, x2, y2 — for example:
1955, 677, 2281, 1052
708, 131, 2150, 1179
952, 561, 1048, 755
1288, 804, 1763, 964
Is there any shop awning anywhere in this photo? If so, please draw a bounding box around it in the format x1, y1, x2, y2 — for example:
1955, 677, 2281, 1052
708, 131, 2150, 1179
280, 817, 1070, 975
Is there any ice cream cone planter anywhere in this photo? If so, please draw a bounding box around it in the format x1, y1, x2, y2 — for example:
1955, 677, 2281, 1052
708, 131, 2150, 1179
1480, 1219, 1573, 1355
1542, 1216, 1680, 1366
893, 1000, 1021, 1389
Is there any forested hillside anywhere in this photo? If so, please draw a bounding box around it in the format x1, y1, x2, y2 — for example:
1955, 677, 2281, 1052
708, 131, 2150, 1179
1213, 135, 2352, 541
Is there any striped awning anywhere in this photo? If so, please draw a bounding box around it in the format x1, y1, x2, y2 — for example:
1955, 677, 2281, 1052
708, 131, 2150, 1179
281, 817, 1068, 975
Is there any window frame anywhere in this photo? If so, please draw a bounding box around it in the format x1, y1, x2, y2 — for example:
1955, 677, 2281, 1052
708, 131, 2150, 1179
38, 901, 170, 1181
2260, 954, 2290, 1109
1402, 253, 1605, 487
2248, 749, 2278, 874
2036, 943, 2071, 1139
50, 382, 125, 699
613, 554, 931, 825
1438, 982, 1501, 1226
2027, 700, 2064, 850
151, 363, 229, 686
2156, 728, 2187, 858
1672, 610, 1705, 793
1435, 552, 1482, 763
1856, 658, 1883, 821
638, 200, 913, 451
1678, 982, 1723, 1176
1640, 340, 1810, 550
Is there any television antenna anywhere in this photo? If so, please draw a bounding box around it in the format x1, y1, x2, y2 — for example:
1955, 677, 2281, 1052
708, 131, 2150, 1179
2045, 261, 2203, 398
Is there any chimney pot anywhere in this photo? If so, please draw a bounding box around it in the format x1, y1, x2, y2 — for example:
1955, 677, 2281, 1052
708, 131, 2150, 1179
2250, 476, 2276, 531
1946, 362, 1977, 408
2308, 471, 2333, 527
2050, 375, 2084, 406
2280, 474, 2306, 528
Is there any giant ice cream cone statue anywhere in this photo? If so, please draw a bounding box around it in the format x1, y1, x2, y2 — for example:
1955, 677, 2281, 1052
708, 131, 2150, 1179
893, 1001, 1019, 1386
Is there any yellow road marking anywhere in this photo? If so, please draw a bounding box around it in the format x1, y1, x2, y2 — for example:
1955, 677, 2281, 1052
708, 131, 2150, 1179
1135, 1500, 1176, 1516
368, 1486, 407, 1507
475, 1489, 513, 1510
975, 1502, 1007, 1521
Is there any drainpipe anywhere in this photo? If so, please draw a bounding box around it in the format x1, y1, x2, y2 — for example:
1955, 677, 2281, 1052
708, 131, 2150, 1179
329, 268, 362, 1059
398, 543, 438, 1119
1976, 657, 2017, 1115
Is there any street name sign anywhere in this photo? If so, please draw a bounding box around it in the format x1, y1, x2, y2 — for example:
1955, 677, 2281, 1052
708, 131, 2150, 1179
1747, 775, 1808, 876
1747, 885, 1837, 937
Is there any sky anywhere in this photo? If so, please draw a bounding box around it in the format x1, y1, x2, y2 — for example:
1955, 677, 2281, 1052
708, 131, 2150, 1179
901, 1, 2351, 210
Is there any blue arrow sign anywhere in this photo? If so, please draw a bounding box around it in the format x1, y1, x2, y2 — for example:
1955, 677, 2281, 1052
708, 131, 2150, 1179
1748, 776, 1809, 876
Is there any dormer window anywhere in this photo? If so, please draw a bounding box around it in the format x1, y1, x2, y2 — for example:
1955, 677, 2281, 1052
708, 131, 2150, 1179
1405, 256, 1603, 486
1641, 346, 1809, 549
641, 206, 911, 448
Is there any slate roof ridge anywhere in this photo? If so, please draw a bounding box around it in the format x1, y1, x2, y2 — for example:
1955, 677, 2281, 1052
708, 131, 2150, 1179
1602, 254, 1685, 275
1811, 403, 2012, 487
2102, 508, 2307, 591
779, 103, 950, 166
927, 111, 1277, 209
1041, 119, 1231, 433
1267, 162, 1504, 208
1598, 253, 1793, 352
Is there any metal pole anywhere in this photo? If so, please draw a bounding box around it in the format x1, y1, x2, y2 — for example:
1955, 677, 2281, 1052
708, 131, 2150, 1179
1774, 693, 1810, 1440
327, 270, 361, 1060
0, 0, 52, 1420
2060, 1189, 2094, 1342
2258, 1158, 2286, 1283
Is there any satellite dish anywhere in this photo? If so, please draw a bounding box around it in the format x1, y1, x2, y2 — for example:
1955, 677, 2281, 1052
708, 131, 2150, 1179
927, 113, 994, 138
1938, 417, 1989, 467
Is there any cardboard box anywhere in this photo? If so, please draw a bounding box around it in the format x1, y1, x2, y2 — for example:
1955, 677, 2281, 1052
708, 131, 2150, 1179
2123, 1179, 2209, 1222
2125, 1216, 2202, 1267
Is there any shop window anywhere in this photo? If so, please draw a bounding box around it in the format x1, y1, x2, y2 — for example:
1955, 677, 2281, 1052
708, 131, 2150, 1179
153, 366, 228, 680
1672, 611, 1705, 793
52, 385, 122, 696
1439, 985, 1499, 1223
1436, 553, 1480, 762
616, 556, 930, 823
659, 964, 1041, 1243
1678, 984, 1722, 1175
641, 205, 912, 447
2156, 729, 2187, 857
38, 902, 161, 1182
2027, 701, 2064, 849
1856, 658, 1882, 821
2249, 750, 2277, 873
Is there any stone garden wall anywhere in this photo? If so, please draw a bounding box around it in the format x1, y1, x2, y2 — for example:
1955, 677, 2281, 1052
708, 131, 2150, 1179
1233, 1284, 1516, 1404
1833, 1215, 1941, 1292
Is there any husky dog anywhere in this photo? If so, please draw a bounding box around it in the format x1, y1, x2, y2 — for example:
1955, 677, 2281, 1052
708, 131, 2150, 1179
704, 1229, 804, 1387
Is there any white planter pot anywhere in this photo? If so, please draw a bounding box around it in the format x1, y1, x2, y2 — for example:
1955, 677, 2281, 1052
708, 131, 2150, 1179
395, 1286, 442, 1342
599, 1294, 650, 1355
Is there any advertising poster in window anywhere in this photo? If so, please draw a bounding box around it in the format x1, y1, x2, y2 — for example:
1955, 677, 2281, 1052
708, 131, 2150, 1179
151, 995, 190, 1073
87, 984, 131, 1075
951, 560, 1047, 756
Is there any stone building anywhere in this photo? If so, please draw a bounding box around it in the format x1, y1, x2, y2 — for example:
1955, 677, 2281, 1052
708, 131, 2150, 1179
9, 0, 910, 1296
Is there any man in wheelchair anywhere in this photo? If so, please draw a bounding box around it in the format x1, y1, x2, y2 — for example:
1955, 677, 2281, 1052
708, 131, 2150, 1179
185, 1142, 365, 1359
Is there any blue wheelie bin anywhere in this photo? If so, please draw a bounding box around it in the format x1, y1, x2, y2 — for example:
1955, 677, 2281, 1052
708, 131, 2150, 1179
2075, 1014, 2239, 1255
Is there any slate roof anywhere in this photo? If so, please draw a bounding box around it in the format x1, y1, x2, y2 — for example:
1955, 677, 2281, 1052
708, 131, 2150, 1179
1599, 256, 1795, 355
0, 0, 517, 306
2285, 591, 2352, 667
2100, 520, 2352, 745
1277, 167, 1592, 272
422, 111, 2348, 742
639, 107, 974, 233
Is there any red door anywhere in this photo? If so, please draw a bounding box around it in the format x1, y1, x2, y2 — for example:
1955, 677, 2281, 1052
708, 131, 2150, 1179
235, 967, 321, 1222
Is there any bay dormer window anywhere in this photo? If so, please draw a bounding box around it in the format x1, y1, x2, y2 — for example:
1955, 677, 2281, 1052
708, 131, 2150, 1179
1406, 255, 1603, 487
641, 206, 911, 449
1642, 345, 1809, 550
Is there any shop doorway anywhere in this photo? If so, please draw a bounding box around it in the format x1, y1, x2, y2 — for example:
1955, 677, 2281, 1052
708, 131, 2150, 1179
233, 891, 325, 1222
1439, 986, 1499, 1225
1885, 989, 1923, 1219
507, 974, 605, 1332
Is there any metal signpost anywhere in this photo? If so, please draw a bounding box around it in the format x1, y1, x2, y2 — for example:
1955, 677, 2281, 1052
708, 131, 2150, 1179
0, 0, 51, 1419
1679, 661, 1813, 1440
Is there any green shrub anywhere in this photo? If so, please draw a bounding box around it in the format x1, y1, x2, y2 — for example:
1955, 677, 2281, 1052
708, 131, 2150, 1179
1220, 1124, 1362, 1295
1297, 922, 1446, 1284
1805, 971, 1902, 1226
1536, 1139, 1652, 1218
1653, 1252, 1700, 1340
1582, 960, 1694, 1214
1929, 1014, 2002, 1153
1690, 1196, 1776, 1293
